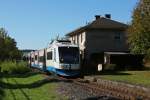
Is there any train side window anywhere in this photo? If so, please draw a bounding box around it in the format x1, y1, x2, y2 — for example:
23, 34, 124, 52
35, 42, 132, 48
39, 56, 44, 62
31, 58, 34, 62
54, 49, 56, 61
35, 55, 38, 60
47, 52, 52, 60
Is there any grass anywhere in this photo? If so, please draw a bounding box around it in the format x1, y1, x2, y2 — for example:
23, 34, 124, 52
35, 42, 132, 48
0, 72, 66, 100
0, 61, 30, 74
99, 70, 150, 87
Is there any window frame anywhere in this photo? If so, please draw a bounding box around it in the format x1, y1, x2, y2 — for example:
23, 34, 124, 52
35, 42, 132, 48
81, 33, 83, 43
114, 33, 121, 40
39, 56, 44, 62
47, 51, 52, 60
35, 55, 38, 60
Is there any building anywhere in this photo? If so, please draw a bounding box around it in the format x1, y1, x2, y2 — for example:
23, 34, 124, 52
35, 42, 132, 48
21, 49, 35, 60
66, 15, 129, 61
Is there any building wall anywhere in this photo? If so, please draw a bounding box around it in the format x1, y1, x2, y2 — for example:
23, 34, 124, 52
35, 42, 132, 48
86, 29, 128, 59
69, 32, 86, 53
68, 29, 128, 60
68, 32, 87, 60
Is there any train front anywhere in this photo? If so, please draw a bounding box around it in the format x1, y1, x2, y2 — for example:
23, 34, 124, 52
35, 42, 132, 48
57, 46, 80, 77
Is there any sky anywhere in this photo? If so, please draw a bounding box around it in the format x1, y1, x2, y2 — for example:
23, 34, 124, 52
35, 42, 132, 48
0, 0, 138, 50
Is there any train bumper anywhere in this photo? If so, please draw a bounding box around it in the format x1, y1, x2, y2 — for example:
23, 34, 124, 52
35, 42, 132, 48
56, 69, 80, 77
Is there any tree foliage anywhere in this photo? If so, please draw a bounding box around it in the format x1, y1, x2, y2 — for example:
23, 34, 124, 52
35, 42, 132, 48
0, 28, 21, 60
128, 0, 150, 56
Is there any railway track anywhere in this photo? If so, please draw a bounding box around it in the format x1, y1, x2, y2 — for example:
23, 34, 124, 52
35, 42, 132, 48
58, 77, 150, 100
32, 68, 150, 100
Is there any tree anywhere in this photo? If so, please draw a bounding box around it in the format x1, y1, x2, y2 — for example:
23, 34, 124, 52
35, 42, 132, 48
0, 28, 6, 60
0, 28, 21, 60
128, 0, 150, 56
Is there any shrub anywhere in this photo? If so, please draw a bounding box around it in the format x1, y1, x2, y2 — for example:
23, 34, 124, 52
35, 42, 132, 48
103, 64, 117, 71
16, 61, 30, 74
1, 61, 16, 73
0, 61, 30, 74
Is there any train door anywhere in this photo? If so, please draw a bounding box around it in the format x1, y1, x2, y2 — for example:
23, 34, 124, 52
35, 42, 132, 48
53, 48, 59, 69
31, 52, 35, 67
38, 49, 44, 69
34, 51, 39, 67
46, 48, 56, 72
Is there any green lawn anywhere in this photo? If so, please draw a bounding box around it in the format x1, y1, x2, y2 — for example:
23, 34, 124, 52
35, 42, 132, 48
99, 71, 150, 87
0, 72, 66, 100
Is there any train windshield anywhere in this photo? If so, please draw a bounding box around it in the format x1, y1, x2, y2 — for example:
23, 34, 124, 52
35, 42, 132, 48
59, 47, 79, 64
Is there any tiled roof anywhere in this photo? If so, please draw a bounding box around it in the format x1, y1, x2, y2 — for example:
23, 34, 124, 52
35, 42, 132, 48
66, 17, 128, 36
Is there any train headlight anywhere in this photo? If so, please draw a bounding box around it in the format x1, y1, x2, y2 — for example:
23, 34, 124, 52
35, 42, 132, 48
60, 66, 64, 69
60, 64, 70, 69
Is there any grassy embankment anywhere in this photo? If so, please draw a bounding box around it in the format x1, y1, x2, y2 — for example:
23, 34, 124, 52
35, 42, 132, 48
0, 61, 66, 100
99, 70, 150, 87
0, 72, 66, 100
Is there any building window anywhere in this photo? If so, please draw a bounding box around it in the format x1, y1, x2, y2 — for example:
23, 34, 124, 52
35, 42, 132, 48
77, 35, 79, 44
73, 40, 75, 44
114, 33, 121, 40
35, 55, 38, 60
47, 52, 52, 60
75, 35, 77, 44
72, 36, 75, 44
81, 33, 83, 43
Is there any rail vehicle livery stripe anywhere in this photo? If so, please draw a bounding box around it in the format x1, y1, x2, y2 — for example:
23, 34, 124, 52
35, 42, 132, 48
46, 66, 57, 72
46, 66, 80, 76
31, 64, 43, 69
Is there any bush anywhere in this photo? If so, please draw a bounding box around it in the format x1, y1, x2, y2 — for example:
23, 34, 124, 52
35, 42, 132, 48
16, 61, 30, 74
0, 61, 30, 74
103, 64, 117, 71
1, 61, 16, 73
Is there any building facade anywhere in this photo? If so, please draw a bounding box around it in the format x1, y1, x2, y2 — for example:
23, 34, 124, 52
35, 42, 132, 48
66, 15, 129, 60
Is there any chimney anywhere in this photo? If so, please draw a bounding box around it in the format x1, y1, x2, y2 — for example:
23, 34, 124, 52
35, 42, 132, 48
95, 15, 100, 20
105, 14, 111, 19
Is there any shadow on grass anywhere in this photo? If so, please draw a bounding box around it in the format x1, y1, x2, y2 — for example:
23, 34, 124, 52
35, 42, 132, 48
84, 70, 132, 76
2, 72, 41, 78
98, 71, 132, 75
1, 72, 73, 89
0, 73, 5, 100
0, 72, 72, 100
1, 77, 72, 89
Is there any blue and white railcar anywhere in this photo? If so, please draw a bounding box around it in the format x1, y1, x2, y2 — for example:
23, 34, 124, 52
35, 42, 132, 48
46, 40, 80, 76
33, 50, 39, 68
27, 53, 31, 66
30, 51, 35, 67
38, 49, 46, 70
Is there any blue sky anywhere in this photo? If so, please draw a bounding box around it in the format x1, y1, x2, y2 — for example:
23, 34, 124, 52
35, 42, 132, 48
0, 0, 138, 50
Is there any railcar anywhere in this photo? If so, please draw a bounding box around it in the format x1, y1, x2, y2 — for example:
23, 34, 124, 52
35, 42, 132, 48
38, 49, 46, 70
46, 40, 80, 76
29, 40, 80, 77
30, 51, 35, 67
34, 51, 39, 67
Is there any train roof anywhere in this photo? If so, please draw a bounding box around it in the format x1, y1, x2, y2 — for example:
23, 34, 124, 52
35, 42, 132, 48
28, 39, 79, 54
48, 40, 78, 48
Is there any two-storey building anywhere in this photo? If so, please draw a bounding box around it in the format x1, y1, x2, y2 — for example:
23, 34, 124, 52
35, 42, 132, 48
66, 15, 129, 61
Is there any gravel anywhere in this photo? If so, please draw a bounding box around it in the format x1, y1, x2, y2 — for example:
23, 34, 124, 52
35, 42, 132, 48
33, 68, 120, 100
57, 80, 120, 100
